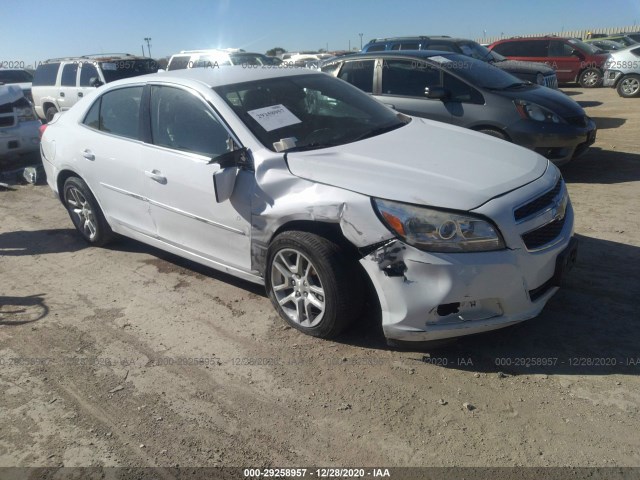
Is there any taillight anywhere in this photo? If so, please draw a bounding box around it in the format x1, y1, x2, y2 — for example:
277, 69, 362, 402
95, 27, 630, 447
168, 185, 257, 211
39, 123, 48, 139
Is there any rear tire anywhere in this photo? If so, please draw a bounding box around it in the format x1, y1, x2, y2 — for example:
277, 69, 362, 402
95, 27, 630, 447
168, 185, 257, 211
266, 231, 362, 339
578, 68, 602, 88
45, 106, 58, 123
63, 176, 114, 246
616, 74, 640, 98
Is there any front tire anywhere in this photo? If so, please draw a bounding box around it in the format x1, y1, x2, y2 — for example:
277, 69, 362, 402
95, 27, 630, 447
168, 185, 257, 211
266, 231, 362, 339
477, 128, 508, 141
578, 68, 602, 88
63, 177, 113, 246
617, 74, 640, 98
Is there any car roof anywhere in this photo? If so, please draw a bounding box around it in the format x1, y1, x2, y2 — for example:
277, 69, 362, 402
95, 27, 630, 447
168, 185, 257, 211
108, 65, 322, 88
333, 50, 465, 60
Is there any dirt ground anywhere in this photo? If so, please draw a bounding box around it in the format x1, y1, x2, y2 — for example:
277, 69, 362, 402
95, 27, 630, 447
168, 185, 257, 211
1, 86, 639, 474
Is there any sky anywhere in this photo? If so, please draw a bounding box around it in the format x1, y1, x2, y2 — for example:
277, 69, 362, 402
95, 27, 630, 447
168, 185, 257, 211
2, 0, 640, 67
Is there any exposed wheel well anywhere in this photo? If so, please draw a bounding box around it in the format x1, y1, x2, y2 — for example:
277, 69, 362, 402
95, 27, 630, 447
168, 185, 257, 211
272, 221, 358, 257
56, 170, 80, 203
470, 125, 511, 142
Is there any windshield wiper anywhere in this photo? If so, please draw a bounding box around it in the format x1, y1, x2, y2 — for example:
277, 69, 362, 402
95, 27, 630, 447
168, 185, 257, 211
351, 122, 405, 142
485, 81, 533, 90
283, 142, 337, 153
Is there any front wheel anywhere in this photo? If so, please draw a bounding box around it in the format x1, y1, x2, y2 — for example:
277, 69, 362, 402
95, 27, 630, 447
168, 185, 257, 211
617, 74, 640, 98
63, 177, 113, 246
266, 231, 362, 338
578, 68, 602, 88
477, 128, 508, 141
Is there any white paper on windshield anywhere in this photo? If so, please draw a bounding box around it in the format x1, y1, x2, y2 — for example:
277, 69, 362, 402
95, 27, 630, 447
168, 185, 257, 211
247, 104, 301, 132
429, 56, 451, 64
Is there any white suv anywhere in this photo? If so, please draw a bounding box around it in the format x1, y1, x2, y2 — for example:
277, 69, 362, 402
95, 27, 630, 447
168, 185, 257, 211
32, 54, 158, 122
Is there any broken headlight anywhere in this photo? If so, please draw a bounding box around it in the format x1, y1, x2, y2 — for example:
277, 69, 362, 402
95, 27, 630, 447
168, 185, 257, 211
373, 198, 505, 253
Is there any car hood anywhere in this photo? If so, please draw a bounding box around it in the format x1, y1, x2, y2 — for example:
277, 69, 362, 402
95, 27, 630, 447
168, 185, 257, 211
490, 84, 586, 118
494, 59, 555, 75
285, 118, 547, 211
0, 84, 25, 105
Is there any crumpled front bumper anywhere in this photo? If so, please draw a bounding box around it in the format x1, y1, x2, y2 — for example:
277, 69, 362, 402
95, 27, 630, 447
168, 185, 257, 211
359, 176, 575, 344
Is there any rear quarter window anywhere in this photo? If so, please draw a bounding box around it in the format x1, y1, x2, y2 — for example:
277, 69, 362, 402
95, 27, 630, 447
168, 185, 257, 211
32, 63, 60, 86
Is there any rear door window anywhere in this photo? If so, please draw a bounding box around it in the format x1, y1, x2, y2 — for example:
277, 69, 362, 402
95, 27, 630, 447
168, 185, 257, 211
60, 64, 78, 86
337, 60, 375, 93
32, 63, 60, 86
85, 86, 143, 139
381, 59, 441, 96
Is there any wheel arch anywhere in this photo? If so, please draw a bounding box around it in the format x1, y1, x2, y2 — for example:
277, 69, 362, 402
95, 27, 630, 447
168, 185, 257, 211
469, 125, 512, 141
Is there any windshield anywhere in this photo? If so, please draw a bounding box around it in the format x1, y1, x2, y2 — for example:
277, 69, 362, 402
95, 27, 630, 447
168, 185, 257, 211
431, 54, 525, 90
568, 38, 602, 55
458, 42, 498, 62
100, 59, 158, 82
0, 70, 33, 83
214, 73, 409, 152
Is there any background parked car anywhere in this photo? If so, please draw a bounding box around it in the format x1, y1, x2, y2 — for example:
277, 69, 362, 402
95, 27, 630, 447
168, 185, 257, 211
618, 32, 640, 43
362, 36, 559, 89
32, 54, 158, 122
322, 51, 596, 165
584, 39, 627, 52
603, 45, 640, 97
0, 68, 34, 104
167, 49, 282, 70
0, 85, 41, 159
489, 36, 611, 87
587, 35, 639, 47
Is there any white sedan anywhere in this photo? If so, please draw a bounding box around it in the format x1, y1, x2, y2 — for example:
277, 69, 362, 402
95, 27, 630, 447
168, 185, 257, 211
40, 66, 577, 346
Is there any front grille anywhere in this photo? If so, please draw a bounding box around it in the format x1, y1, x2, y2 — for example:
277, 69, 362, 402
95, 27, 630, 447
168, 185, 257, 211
544, 75, 558, 89
514, 178, 563, 222
565, 115, 589, 128
0, 113, 16, 128
521, 216, 566, 250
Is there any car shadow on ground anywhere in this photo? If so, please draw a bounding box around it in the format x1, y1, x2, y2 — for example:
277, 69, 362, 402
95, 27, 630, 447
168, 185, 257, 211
106, 237, 266, 296
561, 89, 583, 96
577, 100, 603, 108
338, 233, 640, 376
0, 229, 87, 256
0, 294, 49, 325
591, 117, 626, 129
562, 147, 640, 184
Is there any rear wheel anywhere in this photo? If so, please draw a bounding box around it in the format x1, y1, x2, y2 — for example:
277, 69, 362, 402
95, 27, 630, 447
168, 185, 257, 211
63, 176, 113, 246
45, 106, 58, 123
578, 68, 602, 88
617, 74, 640, 98
266, 231, 362, 339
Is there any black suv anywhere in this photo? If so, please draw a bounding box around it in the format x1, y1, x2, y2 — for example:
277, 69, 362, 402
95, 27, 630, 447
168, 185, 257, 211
362, 36, 558, 89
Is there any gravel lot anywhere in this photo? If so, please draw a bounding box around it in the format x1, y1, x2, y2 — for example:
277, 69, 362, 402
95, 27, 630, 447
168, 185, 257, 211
1, 86, 639, 474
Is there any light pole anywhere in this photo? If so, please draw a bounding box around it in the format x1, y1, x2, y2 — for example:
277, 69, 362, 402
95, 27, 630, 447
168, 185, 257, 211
144, 37, 152, 57
359, 33, 363, 50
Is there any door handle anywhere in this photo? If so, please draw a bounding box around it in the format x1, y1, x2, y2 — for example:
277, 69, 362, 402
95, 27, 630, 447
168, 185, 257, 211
81, 149, 95, 160
60, 92, 65, 97
78, 92, 83, 98
145, 170, 167, 184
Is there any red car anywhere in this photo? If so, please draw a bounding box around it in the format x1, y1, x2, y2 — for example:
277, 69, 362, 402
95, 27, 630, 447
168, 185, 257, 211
488, 36, 611, 87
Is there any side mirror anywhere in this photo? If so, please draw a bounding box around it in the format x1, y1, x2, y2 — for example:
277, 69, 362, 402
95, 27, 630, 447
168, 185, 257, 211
210, 147, 250, 203
425, 86, 448, 100
89, 77, 104, 88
